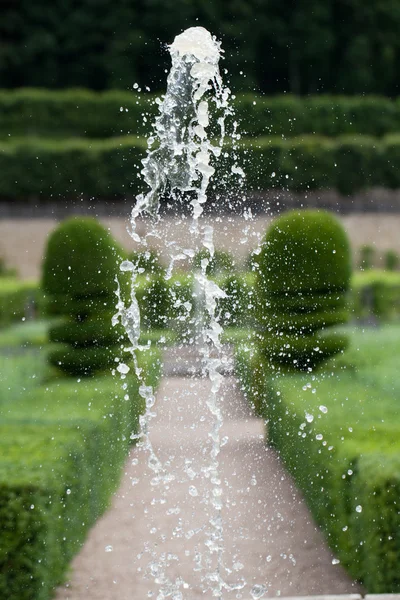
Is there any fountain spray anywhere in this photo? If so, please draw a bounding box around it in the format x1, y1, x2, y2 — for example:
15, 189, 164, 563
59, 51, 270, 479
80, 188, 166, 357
115, 27, 243, 598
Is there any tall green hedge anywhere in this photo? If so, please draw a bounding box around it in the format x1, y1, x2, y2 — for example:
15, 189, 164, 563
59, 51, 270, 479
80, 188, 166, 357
3, 133, 400, 200
2, 90, 400, 140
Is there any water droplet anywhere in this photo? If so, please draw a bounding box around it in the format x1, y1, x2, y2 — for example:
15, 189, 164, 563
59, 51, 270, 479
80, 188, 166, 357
117, 363, 130, 375
105, 545, 113, 552
356, 505, 362, 513
189, 486, 198, 496
319, 405, 328, 414
305, 413, 314, 423
251, 584, 268, 599
332, 558, 340, 565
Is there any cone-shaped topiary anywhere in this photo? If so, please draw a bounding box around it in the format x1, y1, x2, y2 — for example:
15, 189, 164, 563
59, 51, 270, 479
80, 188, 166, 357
42, 217, 127, 376
257, 209, 352, 370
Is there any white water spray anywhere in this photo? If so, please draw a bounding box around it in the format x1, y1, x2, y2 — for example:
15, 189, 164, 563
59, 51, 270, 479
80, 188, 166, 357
115, 26, 245, 599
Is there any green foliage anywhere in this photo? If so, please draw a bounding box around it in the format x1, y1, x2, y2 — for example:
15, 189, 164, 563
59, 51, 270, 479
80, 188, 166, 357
3, 133, 400, 200
384, 249, 399, 271
352, 270, 400, 320
140, 277, 170, 330
0, 348, 161, 600
0, 279, 42, 327
42, 217, 123, 299
0, 136, 145, 199
216, 273, 257, 328
257, 210, 351, 369
2, 2, 400, 96
0, 89, 157, 139
235, 325, 400, 592
42, 217, 127, 375
193, 249, 235, 276
359, 244, 375, 270
5, 91, 400, 139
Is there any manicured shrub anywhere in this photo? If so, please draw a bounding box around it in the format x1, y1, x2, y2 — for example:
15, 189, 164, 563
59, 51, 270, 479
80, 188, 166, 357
42, 217, 127, 375
384, 249, 399, 271
257, 209, 351, 369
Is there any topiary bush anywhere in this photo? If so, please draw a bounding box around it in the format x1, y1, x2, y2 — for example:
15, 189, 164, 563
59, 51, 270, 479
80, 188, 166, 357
42, 217, 127, 376
384, 249, 399, 271
257, 209, 352, 370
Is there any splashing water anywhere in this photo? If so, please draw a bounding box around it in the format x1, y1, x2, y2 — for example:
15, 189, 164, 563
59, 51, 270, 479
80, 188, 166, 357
114, 26, 255, 599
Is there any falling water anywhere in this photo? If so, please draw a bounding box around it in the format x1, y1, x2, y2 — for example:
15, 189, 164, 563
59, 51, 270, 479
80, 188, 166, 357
114, 27, 245, 598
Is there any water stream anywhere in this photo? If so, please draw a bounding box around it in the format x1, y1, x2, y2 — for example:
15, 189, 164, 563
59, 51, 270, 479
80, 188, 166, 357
114, 27, 248, 599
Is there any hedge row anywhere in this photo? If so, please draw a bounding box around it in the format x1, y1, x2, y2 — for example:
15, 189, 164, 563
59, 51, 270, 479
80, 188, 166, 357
0, 348, 161, 600
4, 133, 400, 199
3, 90, 400, 140
235, 328, 400, 591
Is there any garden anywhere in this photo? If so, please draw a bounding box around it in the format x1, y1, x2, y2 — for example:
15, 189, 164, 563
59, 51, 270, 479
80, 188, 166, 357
1, 206, 400, 597
2, 2, 400, 598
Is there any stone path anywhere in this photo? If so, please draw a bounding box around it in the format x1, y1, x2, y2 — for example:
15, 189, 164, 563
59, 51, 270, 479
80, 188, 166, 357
55, 356, 362, 599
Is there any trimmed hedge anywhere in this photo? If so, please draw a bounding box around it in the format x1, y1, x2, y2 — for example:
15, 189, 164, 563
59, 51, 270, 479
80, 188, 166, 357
3, 133, 400, 199
0, 348, 161, 600
0, 89, 157, 139
2, 90, 400, 140
235, 327, 400, 591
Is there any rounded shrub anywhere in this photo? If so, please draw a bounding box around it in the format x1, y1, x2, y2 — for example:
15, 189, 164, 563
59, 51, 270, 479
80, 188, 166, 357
42, 217, 127, 376
257, 209, 352, 370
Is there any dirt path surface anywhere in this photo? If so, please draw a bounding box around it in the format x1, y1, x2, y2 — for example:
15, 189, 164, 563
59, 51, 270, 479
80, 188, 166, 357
55, 368, 362, 599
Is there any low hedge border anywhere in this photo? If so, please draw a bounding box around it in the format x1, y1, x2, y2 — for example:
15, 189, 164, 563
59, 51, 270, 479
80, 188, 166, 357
234, 340, 400, 592
3, 134, 400, 198
0, 347, 161, 600
2, 90, 400, 140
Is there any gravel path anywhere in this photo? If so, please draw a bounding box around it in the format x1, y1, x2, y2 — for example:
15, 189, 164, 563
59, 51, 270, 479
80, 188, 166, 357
55, 367, 362, 599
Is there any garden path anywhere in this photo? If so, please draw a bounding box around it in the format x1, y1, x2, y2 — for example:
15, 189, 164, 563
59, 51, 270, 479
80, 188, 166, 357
55, 348, 362, 600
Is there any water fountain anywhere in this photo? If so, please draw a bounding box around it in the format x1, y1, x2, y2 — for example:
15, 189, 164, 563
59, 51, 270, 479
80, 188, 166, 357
114, 26, 251, 599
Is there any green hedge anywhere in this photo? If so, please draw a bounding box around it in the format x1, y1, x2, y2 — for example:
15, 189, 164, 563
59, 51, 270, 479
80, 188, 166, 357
0, 279, 42, 326
0, 348, 161, 600
4, 133, 400, 199
0, 89, 157, 139
235, 327, 400, 592
3, 90, 400, 140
